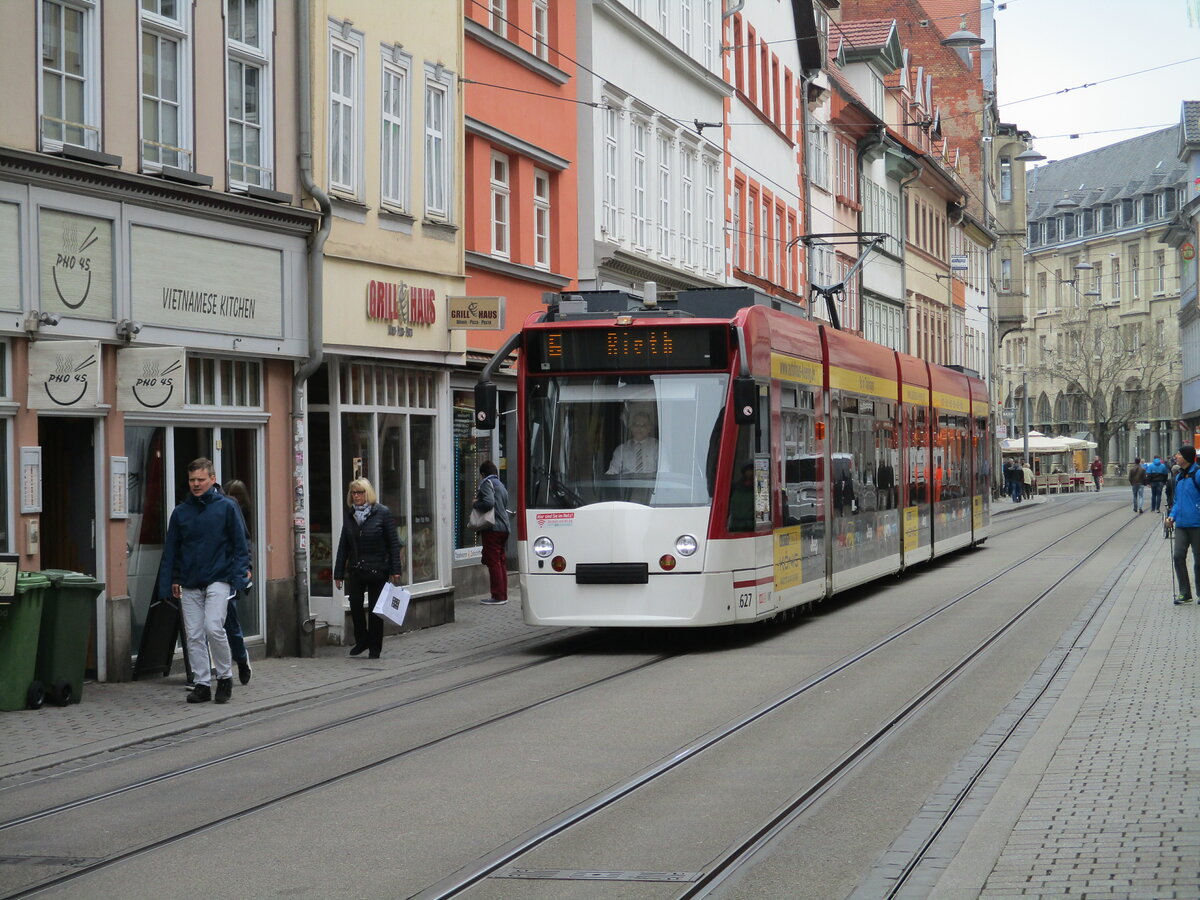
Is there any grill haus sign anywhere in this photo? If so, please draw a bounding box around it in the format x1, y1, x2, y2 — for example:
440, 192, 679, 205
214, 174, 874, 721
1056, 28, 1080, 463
366, 279, 437, 338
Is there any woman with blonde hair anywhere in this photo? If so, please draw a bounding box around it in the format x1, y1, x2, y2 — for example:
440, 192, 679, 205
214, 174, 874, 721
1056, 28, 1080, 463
333, 477, 402, 657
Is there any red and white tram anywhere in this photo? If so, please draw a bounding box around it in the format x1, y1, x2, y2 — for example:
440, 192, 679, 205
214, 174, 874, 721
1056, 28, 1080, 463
475, 289, 990, 627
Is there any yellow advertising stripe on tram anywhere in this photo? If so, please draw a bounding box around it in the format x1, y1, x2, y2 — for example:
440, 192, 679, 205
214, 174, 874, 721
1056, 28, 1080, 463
770, 353, 821, 386
902, 384, 928, 405
931, 390, 970, 414
972, 399, 990, 418
828, 365, 898, 401
774, 525, 803, 590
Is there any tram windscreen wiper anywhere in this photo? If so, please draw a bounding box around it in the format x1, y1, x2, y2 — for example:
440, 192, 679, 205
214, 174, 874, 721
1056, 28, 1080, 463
549, 471, 585, 508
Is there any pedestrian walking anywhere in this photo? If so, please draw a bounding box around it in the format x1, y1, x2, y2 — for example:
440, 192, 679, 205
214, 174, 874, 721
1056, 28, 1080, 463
1166, 445, 1200, 605
158, 458, 251, 704
1145, 455, 1169, 512
1128, 457, 1146, 514
334, 478, 403, 659
1090, 455, 1104, 492
1021, 459, 1034, 499
220, 478, 253, 685
1003, 459, 1021, 503
475, 461, 511, 605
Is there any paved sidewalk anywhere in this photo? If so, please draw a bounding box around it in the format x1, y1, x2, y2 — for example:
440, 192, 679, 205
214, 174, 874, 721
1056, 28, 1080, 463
932, 505, 1200, 897
0, 591, 540, 780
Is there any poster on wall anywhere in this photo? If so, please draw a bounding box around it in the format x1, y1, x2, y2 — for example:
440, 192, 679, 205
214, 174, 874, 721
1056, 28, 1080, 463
38, 209, 115, 319
0, 202, 19, 312
130, 225, 283, 337
27, 340, 102, 410
116, 346, 186, 412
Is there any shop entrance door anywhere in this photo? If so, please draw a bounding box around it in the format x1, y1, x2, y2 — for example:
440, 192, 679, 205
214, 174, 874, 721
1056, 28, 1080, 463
39, 416, 98, 675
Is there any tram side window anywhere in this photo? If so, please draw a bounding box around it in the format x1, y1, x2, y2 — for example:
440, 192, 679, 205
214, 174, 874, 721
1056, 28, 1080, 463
781, 387, 817, 525
974, 414, 991, 494
908, 406, 929, 503
936, 414, 969, 499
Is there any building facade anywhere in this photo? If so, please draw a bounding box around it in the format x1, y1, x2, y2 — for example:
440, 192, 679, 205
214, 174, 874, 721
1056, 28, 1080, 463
300, 2, 468, 641
0, 0, 317, 678
1011, 125, 1188, 466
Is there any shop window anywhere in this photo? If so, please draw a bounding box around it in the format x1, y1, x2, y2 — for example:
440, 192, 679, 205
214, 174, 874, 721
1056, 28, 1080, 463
186, 356, 262, 407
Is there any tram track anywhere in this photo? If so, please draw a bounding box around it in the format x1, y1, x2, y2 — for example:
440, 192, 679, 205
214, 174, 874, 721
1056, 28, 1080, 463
409, 505, 1137, 898
0, 504, 1136, 899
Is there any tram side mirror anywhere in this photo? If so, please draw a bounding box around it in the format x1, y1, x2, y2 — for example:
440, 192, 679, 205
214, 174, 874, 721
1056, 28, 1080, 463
733, 377, 757, 425
474, 381, 497, 430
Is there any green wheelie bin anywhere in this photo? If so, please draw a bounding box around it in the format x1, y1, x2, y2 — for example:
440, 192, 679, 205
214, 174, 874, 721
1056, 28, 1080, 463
0, 573, 51, 711
35, 570, 105, 706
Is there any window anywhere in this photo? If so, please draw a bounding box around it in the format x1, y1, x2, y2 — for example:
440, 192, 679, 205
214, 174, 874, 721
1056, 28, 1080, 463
1129, 247, 1140, 298
680, 149, 695, 266
380, 53, 411, 209
657, 132, 672, 258
760, 197, 769, 278
998, 156, 1012, 202
658, 0, 669, 34
534, 168, 551, 270
328, 23, 363, 195
745, 190, 756, 274
731, 183, 741, 269
701, 0, 715, 68
1000, 258, 1011, 292
1155, 249, 1165, 293
424, 63, 453, 220
1111, 259, 1121, 299
680, 0, 692, 55
631, 117, 648, 248
489, 0, 506, 38
602, 105, 619, 238
141, 0, 192, 169
532, 0, 549, 61
41, 0, 101, 151
703, 159, 718, 274
774, 208, 783, 285
226, 0, 273, 188
490, 152, 509, 258
809, 125, 830, 191
187, 356, 262, 407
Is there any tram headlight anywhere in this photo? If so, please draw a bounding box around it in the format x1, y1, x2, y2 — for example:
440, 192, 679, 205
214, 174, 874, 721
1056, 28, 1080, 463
533, 536, 554, 558
675, 534, 698, 557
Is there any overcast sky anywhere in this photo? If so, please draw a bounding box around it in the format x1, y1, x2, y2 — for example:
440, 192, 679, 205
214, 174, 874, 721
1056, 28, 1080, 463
993, 0, 1200, 163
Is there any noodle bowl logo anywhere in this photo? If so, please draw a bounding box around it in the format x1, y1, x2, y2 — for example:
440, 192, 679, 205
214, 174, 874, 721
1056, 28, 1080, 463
131, 358, 182, 409
51, 222, 100, 310
43, 351, 96, 406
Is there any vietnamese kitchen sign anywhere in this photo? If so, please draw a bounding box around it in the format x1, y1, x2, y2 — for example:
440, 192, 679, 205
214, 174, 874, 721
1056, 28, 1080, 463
27, 340, 101, 409
39, 209, 114, 318
130, 225, 283, 337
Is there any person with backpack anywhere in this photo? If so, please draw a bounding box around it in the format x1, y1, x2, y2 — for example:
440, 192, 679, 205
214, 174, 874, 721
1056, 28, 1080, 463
1166, 445, 1200, 605
1145, 455, 1170, 512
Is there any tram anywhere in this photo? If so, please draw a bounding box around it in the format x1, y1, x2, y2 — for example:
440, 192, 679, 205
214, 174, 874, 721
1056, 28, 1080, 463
474, 288, 990, 627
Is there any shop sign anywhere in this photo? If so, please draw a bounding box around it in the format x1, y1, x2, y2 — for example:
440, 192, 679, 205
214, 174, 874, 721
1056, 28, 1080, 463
130, 225, 283, 336
116, 346, 186, 411
38, 209, 114, 318
446, 296, 505, 330
366, 279, 437, 337
27, 339, 101, 409
0, 202, 18, 312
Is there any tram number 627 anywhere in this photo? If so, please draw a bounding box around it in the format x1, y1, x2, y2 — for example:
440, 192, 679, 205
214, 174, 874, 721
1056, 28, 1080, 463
737, 592, 754, 609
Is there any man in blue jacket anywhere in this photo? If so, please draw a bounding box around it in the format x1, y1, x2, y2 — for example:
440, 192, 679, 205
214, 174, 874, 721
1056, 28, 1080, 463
1166, 445, 1200, 606
1144, 455, 1169, 513
158, 458, 251, 703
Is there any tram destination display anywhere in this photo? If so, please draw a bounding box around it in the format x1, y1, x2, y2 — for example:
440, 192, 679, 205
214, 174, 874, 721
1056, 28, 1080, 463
527, 325, 728, 372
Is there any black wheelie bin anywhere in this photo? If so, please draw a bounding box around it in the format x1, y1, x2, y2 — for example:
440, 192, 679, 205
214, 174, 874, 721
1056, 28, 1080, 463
35, 570, 105, 705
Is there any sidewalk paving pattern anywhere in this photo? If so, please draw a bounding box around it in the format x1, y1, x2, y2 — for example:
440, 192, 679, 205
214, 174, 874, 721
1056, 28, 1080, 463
1, 495, 1196, 897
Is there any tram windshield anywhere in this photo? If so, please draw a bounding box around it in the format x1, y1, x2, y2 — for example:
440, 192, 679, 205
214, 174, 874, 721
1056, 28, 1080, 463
525, 373, 729, 509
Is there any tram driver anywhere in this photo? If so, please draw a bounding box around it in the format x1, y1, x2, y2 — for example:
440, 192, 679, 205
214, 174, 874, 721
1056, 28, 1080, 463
607, 411, 659, 475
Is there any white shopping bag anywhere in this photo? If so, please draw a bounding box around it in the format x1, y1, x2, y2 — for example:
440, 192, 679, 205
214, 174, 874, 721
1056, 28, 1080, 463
372, 583, 411, 627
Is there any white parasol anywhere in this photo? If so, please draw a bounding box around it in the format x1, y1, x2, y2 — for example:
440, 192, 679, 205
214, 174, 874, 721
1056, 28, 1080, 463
999, 431, 1071, 454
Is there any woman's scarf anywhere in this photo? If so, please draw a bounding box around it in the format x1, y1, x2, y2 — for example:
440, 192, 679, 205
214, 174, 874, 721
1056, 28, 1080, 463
353, 503, 371, 526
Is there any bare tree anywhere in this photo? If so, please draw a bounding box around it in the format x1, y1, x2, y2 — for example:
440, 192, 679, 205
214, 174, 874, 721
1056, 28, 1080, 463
1027, 302, 1176, 458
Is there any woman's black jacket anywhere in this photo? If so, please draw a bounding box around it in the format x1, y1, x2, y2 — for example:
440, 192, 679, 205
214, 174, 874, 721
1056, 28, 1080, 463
333, 504, 402, 581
